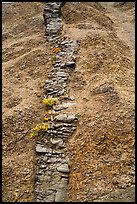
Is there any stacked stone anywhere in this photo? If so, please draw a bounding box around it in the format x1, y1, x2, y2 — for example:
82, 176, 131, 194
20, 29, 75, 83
43, 2, 63, 42
45, 39, 78, 98
35, 2, 79, 202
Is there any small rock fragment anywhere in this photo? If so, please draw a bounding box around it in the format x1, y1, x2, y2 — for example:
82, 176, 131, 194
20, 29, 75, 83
57, 163, 70, 173
55, 189, 67, 202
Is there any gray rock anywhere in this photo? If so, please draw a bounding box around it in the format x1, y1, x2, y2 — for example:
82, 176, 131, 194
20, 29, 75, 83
54, 113, 68, 122
66, 61, 75, 68
55, 189, 67, 202
36, 144, 47, 153
53, 123, 64, 128
36, 167, 43, 175
69, 96, 75, 101
54, 113, 77, 122
48, 156, 59, 163
60, 62, 66, 68
61, 173, 69, 178
43, 175, 51, 183
36, 199, 41, 202
36, 175, 45, 182
57, 163, 70, 173
43, 192, 55, 202
46, 79, 54, 84
35, 1, 79, 201
62, 123, 73, 127
61, 40, 73, 45
40, 164, 47, 169
50, 138, 63, 145
67, 114, 77, 122
53, 104, 68, 111
36, 144, 52, 153
60, 178, 69, 188
52, 150, 63, 155
56, 71, 68, 77
43, 156, 48, 162
53, 102, 75, 111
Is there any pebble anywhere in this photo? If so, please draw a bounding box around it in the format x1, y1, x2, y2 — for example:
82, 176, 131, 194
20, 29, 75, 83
57, 163, 70, 173
55, 189, 67, 202
54, 113, 67, 122
66, 61, 76, 68
50, 138, 63, 145
54, 113, 77, 122
53, 102, 75, 111
61, 173, 69, 178
67, 114, 77, 122
53, 104, 68, 111
56, 71, 68, 77
69, 96, 75, 101
36, 144, 52, 153
60, 178, 69, 188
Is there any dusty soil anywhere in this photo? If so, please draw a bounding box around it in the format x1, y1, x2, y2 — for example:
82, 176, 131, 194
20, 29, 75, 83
62, 2, 135, 202
2, 2, 135, 202
2, 2, 52, 202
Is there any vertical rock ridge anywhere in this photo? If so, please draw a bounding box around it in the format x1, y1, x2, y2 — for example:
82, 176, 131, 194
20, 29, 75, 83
34, 2, 79, 202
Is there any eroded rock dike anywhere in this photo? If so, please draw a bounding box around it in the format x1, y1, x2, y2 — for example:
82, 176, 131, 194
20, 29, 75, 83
34, 2, 79, 202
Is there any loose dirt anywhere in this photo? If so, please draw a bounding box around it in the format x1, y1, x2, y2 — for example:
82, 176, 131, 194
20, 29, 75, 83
62, 2, 135, 202
2, 2, 53, 202
2, 2, 135, 202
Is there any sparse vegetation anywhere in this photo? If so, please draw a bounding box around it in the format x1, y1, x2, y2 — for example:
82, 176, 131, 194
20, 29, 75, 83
42, 96, 58, 107
52, 47, 61, 53
29, 122, 49, 138
51, 55, 57, 62
29, 97, 57, 138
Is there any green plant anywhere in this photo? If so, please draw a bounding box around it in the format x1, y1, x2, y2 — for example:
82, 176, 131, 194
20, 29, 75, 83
51, 55, 57, 62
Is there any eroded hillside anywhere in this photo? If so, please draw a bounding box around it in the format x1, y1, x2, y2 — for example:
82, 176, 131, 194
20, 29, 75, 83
62, 2, 135, 202
2, 2, 135, 202
2, 2, 52, 202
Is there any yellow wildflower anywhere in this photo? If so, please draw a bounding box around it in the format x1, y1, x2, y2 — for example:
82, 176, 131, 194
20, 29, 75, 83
32, 124, 42, 131
41, 123, 48, 131
42, 97, 57, 107
29, 132, 35, 138
52, 47, 61, 53
44, 117, 50, 121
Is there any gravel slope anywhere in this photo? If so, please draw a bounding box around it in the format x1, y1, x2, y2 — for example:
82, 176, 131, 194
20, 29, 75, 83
61, 2, 135, 202
2, 2, 135, 202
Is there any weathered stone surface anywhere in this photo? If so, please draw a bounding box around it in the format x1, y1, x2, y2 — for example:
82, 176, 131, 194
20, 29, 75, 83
67, 114, 77, 122
36, 167, 43, 175
66, 61, 76, 68
36, 144, 47, 153
60, 178, 68, 188
54, 113, 77, 122
56, 71, 68, 77
61, 173, 69, 178
53, 104, 68, 111
43, 196, 54, 202
53, 102, 75, 111
54, 113, 67, 122
57, 163, 70, 173
53, 123, 64, 128
52, 150, 63, 155
35, 1, 78, 202
36, 144, 52, 153
50, 138, 64, 147
55, 189, 67, 202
